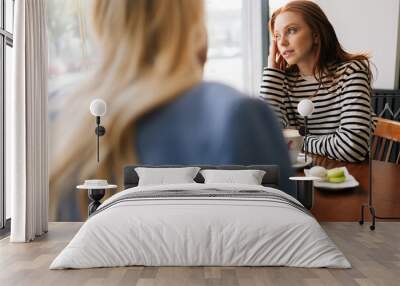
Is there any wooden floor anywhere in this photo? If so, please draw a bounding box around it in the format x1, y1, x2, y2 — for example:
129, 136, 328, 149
1, 222, 399, 286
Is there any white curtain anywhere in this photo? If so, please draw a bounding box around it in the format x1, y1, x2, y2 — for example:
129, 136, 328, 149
242, 0, 264, 96
8, 0, 49, 242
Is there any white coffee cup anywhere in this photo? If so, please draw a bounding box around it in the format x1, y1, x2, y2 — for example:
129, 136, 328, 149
283, 129, 304, 164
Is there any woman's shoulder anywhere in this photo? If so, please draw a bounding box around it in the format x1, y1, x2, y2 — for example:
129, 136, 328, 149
194, 81, 243, 96
188, 81, 251, 104
185, 81, 273, 115
334, 59, 370, 76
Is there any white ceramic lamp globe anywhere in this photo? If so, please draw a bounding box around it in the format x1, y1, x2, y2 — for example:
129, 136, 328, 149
90, 99, 107, 117
297, 99, 314, 117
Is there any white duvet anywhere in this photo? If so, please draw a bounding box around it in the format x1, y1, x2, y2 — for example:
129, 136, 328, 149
50, 183, 351, 269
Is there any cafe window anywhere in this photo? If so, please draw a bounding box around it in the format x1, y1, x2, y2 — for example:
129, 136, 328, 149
204, 0, 243, 91
205, 0, 265, 94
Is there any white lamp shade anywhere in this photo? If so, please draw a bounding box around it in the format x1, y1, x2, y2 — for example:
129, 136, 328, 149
297, 99, 314, 117
90, 99, 107, 117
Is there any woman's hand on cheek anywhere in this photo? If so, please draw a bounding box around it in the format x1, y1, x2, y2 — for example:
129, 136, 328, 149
268, 40, 282, 70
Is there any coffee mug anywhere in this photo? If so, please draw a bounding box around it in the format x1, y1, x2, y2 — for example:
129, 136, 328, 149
283, 129, 304, 164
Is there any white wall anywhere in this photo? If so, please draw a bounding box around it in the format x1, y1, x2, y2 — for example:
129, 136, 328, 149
315, 0, 400, 89
269, 0, 400, 89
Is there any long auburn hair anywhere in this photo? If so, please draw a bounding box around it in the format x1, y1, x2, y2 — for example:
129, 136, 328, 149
49, 0, 207, 219
269, 0, 371, 81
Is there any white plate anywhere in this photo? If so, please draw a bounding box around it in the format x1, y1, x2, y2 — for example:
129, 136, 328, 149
77, 184, 118, 190
289, 176, 322, 181
292, 155, 313, 169
304, 167, 359, 190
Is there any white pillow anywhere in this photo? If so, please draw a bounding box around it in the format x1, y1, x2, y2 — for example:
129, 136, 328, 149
135, 167, 200, 186
200, 169, 266, 185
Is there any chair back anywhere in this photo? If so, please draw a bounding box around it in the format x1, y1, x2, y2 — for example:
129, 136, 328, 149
372, 89, 400, 120
372, 117, 400, 163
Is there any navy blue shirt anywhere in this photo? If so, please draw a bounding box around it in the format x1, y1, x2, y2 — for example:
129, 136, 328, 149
136, 81, 295, 197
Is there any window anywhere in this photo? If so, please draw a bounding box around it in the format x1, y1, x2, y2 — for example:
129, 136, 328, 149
205, 0, 267, 95
47, 0, 266, 103
47, 0, 93, 119
1, 0, 14, 230
204, 0, 243, 91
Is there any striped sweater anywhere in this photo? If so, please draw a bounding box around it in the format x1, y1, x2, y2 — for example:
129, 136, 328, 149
260, 60, 375, 162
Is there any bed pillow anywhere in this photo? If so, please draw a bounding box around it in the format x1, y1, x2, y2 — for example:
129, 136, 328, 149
135, 167, 200, 186
200, 169, 266, 185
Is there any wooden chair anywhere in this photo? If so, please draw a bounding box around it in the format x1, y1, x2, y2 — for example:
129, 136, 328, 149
372, 117, 400, 164
360, 117, 400, 230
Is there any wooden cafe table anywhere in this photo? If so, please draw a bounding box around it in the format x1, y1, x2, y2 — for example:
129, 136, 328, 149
297, 154, 400, 221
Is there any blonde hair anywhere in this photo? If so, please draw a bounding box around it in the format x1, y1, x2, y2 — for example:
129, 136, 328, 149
50, 0, 207, 219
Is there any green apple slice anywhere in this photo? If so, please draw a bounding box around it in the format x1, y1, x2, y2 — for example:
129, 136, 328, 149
328, 176, 346, 183
327, 168, 345, 178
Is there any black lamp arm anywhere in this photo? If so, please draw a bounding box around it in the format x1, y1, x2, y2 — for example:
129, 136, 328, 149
95, 116, 106, 136
94, 116, 106, 162
304, 116, 308, 163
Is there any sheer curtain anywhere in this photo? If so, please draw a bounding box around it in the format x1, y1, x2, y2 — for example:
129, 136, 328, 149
242, 0, 264, 96
8, 0, 49, 242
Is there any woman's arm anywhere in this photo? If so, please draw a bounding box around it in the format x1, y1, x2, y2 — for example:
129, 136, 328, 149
259, 41, 296, 128
259, 68, 291, 128
305, 62, 374, 162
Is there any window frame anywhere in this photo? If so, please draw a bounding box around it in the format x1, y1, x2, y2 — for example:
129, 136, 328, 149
261, 0, 269, 69
1, 0, 14, 231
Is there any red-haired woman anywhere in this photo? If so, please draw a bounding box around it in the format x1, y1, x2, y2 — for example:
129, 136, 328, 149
260, 0, 376, 162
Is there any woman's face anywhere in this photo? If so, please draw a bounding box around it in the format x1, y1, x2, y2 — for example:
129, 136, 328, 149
273, 11, 318, 68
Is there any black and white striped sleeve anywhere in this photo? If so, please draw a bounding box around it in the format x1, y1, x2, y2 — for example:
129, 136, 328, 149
259, 68, 289, 128
305, 61, 373, 162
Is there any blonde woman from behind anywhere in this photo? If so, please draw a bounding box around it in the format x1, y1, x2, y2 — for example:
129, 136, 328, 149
50, 0, 293, 221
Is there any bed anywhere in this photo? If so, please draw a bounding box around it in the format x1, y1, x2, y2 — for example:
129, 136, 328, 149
50, 165, 350, 269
